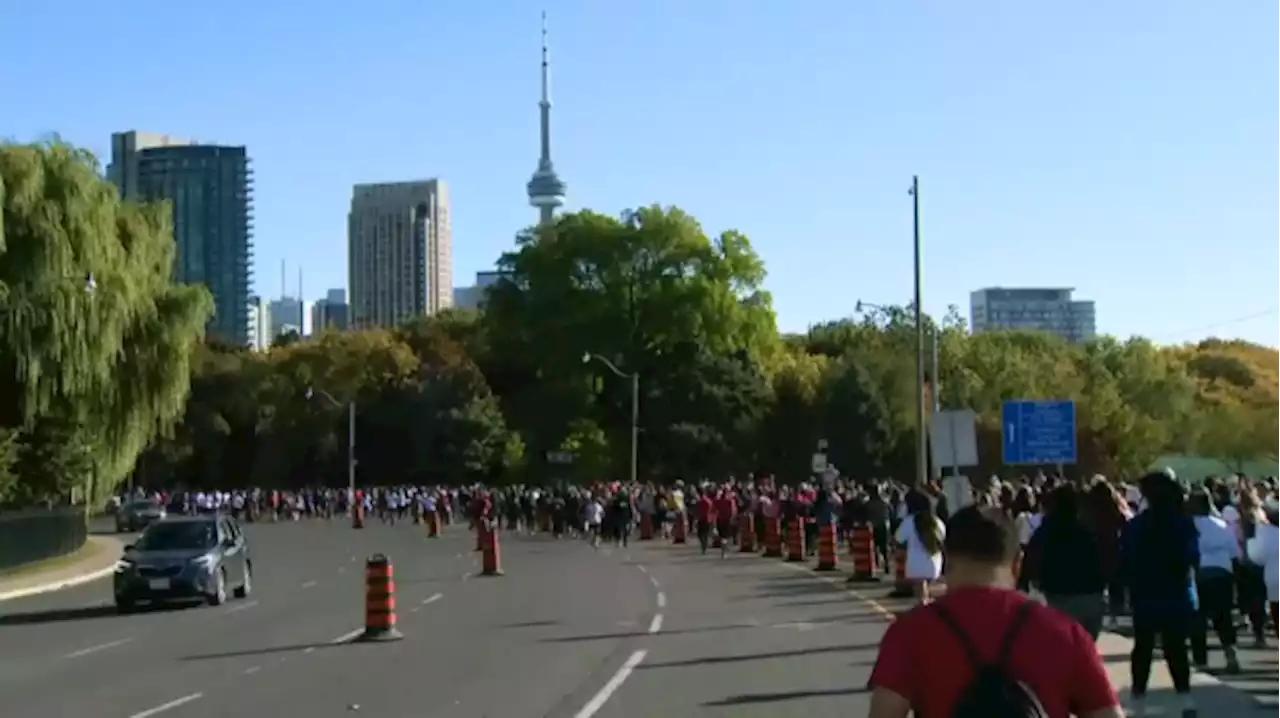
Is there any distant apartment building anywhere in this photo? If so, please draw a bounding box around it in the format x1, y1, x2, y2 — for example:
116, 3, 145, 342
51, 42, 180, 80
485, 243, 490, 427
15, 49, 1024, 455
108, 130, 253, 345
970, 287, 1097, 343
348, 180, 452, 328
267, 297, 305, 339
452, 271, 507, 311
247, 295, 271, 351
311, 288, 350, 332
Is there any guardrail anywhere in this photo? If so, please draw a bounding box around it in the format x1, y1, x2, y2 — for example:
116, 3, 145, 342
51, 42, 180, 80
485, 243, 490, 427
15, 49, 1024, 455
0, 507, 88, 572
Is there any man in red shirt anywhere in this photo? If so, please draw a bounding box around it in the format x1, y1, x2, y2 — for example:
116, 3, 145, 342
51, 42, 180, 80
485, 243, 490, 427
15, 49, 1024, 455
867, 505, 1123, 718
695, 490, 716, 554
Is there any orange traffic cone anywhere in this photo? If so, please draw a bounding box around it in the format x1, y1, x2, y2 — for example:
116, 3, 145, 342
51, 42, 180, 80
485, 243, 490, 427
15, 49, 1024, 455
847, 522, 880, 583
785, 517, 805, 562
815, 523, 838, 571
887, 544, 912, 598
738, 514, 756, 552
481, 520, 503, 576
762, 516, 783, 558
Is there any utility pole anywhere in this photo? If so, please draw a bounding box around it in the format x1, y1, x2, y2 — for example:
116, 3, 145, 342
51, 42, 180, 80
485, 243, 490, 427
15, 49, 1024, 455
911, 175, 927, 486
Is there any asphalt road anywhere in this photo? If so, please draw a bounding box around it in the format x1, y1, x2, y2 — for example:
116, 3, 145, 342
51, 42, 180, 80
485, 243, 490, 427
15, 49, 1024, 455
0, 519, 903, 718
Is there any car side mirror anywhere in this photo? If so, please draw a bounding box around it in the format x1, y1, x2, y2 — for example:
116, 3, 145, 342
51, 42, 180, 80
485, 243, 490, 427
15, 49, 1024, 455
123, 544, 135, 552
223, 538, 237, 548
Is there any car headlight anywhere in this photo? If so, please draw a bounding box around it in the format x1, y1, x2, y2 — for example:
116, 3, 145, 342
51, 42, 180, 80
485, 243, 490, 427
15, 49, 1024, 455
114, 560, 135, 573
191, 554, 217, 570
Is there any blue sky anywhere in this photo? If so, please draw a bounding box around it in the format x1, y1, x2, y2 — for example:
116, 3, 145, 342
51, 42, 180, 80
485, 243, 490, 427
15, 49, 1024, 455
3, 1, 1277, 345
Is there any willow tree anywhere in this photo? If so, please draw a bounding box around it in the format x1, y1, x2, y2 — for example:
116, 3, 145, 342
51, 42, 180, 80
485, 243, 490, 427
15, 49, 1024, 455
0, 141, 212, 504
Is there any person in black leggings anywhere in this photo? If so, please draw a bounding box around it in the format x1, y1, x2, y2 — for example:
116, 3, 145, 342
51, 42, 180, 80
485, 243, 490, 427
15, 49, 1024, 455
1120, 471, 1197, 716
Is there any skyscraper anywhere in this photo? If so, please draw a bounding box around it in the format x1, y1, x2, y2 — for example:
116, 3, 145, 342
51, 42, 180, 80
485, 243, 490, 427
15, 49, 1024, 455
348, 180, 452, 328
108, 130, 254, 345
526, 12, 566, 226
312, 289, 350, 332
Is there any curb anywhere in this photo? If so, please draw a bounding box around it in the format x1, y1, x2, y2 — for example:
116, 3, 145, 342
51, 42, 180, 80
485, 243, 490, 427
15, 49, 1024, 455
0, 536, 122, 603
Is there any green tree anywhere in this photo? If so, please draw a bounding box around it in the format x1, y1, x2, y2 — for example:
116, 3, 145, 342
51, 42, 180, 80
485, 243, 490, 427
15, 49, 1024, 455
0, 141, 212, 503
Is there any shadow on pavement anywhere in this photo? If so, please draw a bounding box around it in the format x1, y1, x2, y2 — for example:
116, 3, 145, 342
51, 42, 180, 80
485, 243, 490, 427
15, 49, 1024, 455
501, 620, 560, 628
181, 641, 352, 661
702, 686, 871, 706
0, 602, 198, 626
640, 642, 881, 669
543, 622, 756, 642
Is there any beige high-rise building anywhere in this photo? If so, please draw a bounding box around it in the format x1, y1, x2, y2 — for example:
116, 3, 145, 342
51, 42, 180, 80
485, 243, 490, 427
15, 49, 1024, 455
348, 179, 452, 328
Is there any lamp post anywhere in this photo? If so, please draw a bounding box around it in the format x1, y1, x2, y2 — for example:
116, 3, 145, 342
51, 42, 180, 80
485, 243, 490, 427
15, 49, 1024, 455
306, 387, 357, 506
582, 353, 639, 486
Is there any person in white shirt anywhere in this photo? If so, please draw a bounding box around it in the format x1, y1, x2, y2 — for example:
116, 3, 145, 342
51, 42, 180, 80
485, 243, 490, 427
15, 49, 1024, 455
894, 489, 946, 605
584, 497, 604, 548
1188, 490, 1241, 672
1246, 511, 1280, 631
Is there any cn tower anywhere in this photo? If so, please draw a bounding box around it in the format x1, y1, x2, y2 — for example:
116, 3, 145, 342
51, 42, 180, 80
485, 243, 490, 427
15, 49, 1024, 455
525, 12, 567, 226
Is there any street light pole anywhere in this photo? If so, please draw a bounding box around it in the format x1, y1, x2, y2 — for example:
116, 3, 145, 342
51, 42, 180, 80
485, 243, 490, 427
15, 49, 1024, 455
910, 176, 927, 486
583, 353, 639, 486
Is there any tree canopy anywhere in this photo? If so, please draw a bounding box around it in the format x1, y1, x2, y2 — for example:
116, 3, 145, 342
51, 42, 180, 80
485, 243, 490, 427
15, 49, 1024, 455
2, 142, 1275, 501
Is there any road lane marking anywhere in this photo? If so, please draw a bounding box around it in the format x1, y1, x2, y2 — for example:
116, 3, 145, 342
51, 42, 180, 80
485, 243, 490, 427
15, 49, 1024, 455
128, 692, 203, 718
462, 572, 473, 581
655, 592, 666, 609
573, 650, 647, 718
244, 665, 262, 675
301, 580, 318, 589
636, 564, 647, 574
303, 647, 316, 654
778, 561, 896, 620
648, 575, 660, 589
330, 627, 364, 644
224, 600, 258, 614
64, 637, 133, 658
648, 614, 663, 634
422, 592, 443, 605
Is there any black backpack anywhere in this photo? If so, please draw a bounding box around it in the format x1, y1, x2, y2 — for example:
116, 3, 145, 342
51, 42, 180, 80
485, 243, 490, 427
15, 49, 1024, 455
932, 600, 1049, 718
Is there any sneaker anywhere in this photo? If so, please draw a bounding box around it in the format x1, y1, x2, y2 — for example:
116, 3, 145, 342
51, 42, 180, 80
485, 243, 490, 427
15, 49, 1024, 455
1224, 646, 1242, 674
1126, 694, 1147, 717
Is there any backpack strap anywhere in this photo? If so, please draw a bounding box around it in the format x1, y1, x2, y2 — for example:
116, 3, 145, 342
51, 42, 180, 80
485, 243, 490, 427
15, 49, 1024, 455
933, 599, 1036, 670
997, 600, 1037, 667
933, 602, 983, 669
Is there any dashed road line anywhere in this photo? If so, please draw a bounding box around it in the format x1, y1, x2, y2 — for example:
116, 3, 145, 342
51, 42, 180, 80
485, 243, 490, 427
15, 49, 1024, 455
127, 692, 203, 718
648, 575, 660, 589
655, 591, 666, 609
64, 637, 133, 659
224, 600, 258, 614
300, 580, 318, 589
777, 557, 898, 620
647, 613, 663, 634
572, 650, 647, 718
244, 665, 262, 675
329, 627, 365, 644
636, 564, 647, 574
422, 592, 443, 605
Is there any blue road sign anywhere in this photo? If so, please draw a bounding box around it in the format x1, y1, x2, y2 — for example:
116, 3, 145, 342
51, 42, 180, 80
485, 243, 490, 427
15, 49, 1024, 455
1001, 400, 1077, 465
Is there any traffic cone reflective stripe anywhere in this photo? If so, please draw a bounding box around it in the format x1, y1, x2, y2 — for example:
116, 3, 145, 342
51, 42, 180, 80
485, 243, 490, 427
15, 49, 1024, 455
762, 517, 783, 557
359, 554, 403, 641
887, 544, 913, 598
847, 522, 880, 583
785, 517, 805, 562
815, 523, 838, 571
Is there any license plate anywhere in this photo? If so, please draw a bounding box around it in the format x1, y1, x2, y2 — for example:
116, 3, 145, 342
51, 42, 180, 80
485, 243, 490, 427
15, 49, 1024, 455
148, 578, 171, 590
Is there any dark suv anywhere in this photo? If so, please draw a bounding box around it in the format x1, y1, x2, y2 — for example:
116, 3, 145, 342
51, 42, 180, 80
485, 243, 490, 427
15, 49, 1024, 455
116, 498, 166, 533
113, 514, 252, 612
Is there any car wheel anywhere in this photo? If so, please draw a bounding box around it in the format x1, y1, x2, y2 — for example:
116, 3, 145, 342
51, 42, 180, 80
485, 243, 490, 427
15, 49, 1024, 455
115, 598, 135, 614
208, 568, 227, 606
234, 563, 252, 599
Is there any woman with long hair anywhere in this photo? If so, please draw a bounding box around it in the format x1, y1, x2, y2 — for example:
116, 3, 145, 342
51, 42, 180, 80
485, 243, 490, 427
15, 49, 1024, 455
1012, 485, 1042, 592
1121, 472, 1197, 716
1026, 483, 1107, 639
1234, 484, 1271, 647
893, 488, 946, 605
1083, 479, 1130, 628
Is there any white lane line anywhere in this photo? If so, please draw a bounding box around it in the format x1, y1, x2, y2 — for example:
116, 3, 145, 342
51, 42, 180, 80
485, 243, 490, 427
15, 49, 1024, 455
572, 650, 647, 718
461, 572, 473, 581
303, 647, 316, 654
127, 692, 204, 718
648, 575, 660, 589
64, 637, 133, 659
301, 580, 318, 589
422, 592, 443, 606
244, 665, 262, 675
655, 592, 667, 609
647, 614, 663, 634
224, 600, 258, 614
329, 627, 364, 644
636, 564, 647, 574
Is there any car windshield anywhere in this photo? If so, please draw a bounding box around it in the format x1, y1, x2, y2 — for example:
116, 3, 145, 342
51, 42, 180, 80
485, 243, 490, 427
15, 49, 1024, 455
133, 521, 218, 551
128, 500, 161, 511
